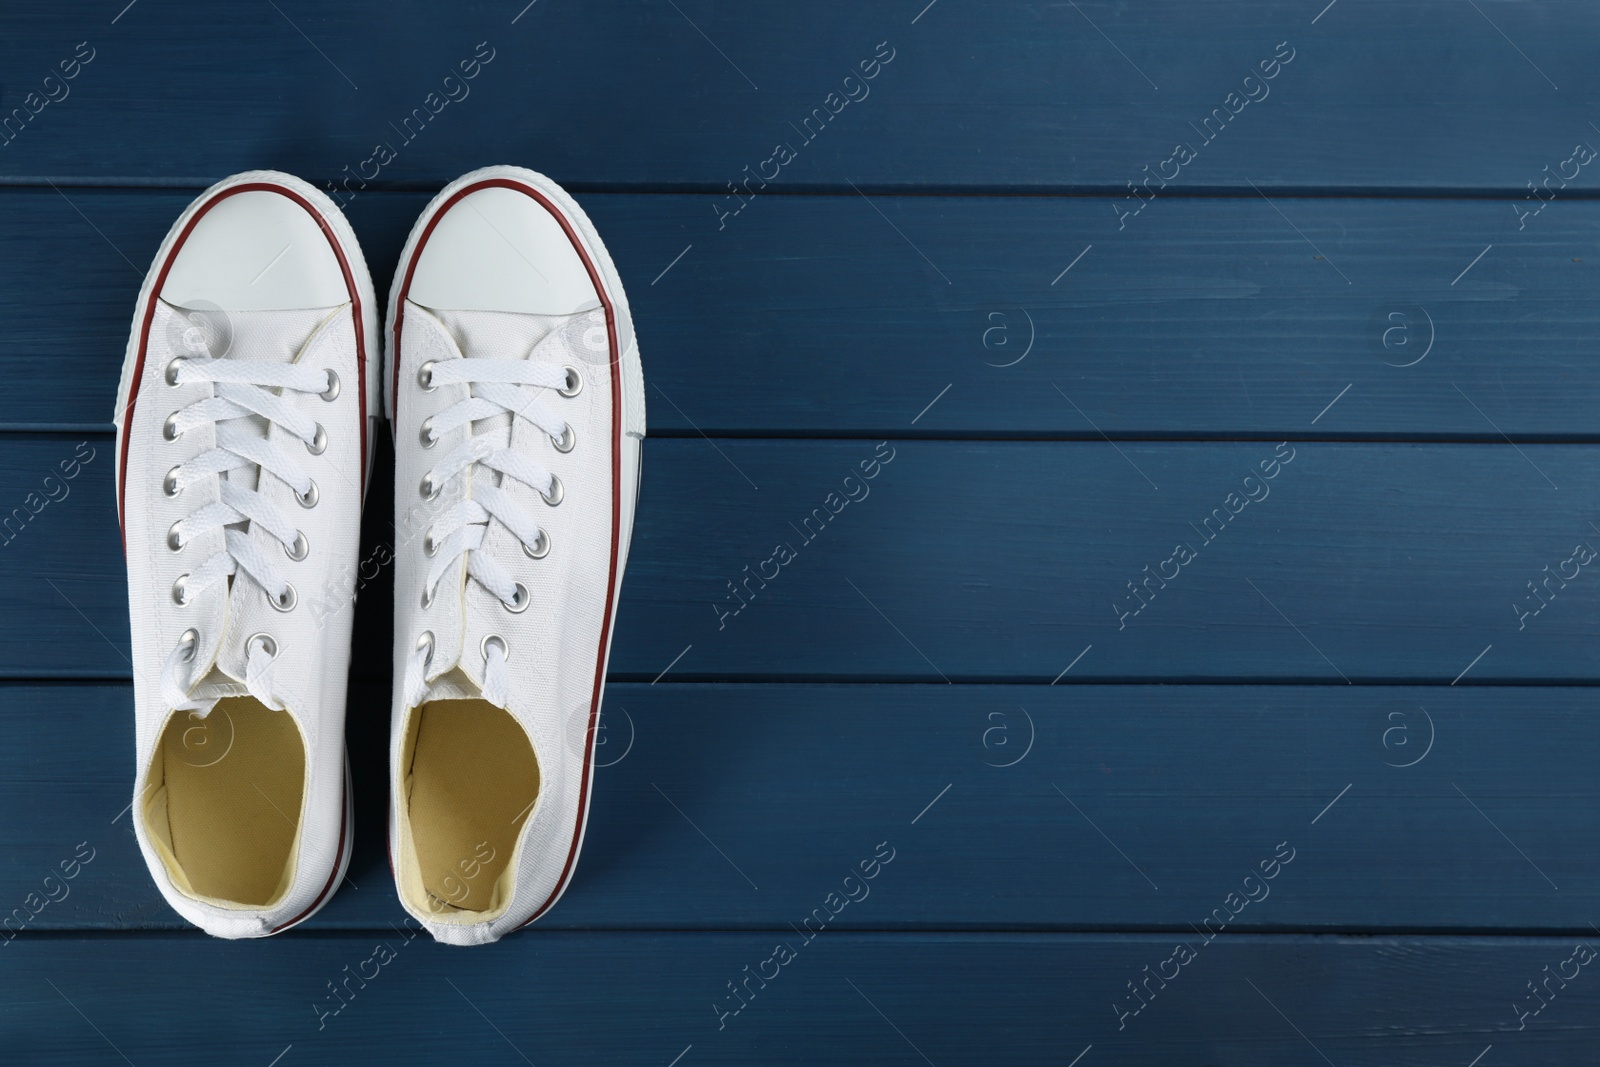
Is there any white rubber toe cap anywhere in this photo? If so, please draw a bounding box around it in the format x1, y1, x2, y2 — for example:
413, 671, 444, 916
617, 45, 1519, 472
407, 186, 601, 314
161, 189, 350, 311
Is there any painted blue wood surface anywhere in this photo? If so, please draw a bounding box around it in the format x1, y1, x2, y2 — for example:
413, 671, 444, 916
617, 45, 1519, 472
6, 435, 1596, 681
3, 0, 1598, 1062
3, 190, 1597, 437
6, 933, 1596, 1066
5, 682, 1597, 933
2, 2, 1598, 192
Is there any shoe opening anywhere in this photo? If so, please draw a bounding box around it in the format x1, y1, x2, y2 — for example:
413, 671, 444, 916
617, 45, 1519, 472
142, 697, 306, 908
399, 698, 539, 922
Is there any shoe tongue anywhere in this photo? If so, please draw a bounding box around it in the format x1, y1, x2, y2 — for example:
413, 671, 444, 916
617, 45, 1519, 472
409, 305, 602, 711
171, 305, 344, 688
190, 664, 251, 702
166, 304, 339, 499
420, 666, 486, 703
167, 303, 336, 364
219, 306, 337, 478
426, 306, 578, 360
426, 307, 573, 449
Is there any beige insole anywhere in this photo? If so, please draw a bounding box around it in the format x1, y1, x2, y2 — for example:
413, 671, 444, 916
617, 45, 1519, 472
153, 697, 305, 906
407, 699, 540, 914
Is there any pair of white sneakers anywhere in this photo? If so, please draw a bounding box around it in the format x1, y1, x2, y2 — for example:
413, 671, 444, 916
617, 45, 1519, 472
113, 167, 644, 944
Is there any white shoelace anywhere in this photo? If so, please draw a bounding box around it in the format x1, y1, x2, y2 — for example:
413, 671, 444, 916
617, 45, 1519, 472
404, 332, 577, 709
160, 352, 333, 713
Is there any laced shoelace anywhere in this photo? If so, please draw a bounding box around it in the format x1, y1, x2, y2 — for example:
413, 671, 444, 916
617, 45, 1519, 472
159, 349, 337, 714
402, 332, 579, 710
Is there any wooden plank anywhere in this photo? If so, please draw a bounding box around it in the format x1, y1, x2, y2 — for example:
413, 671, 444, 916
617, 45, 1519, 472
9, 682, 1598, 932
3, 2, 1599, 192
3, 931, 1592, 1064
5, 189, 1597, 437
8, 436, 1599, 682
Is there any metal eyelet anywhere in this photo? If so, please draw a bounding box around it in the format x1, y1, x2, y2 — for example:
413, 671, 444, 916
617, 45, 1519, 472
423, 531, 438, 558
296, 479, 319, 509
420, 417, 437, 448
306, 424, 327, 456
559, 366, 582, 398
502, 582, 531, 614
481, 634, 508, 664
420, 473, 440, 501
421, 582, 438, 609
163, 466, 183, 497
172, 574, 191, 605
541, 475, 563, 506
522, 528, 549, 559
418, 362, 437, 391
416, 631, 435, 665
552, 424, 575, 453
163, 413, 183, 441
270, 584, 297, 613
165, 358, 186, 386
177, 628, 199, 660
246, 633, 279, 659
167, 521, 185, 552
285, 531, 309, 561
320, 370, 341, 402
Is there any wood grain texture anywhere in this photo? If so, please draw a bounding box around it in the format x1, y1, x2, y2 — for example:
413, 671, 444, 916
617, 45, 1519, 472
3, 0, 1596, 1046
10, 434, 1597, 682
4, 932, 1593, 1065
4, 189, 1596, 437
1, 2, 1597, 192
7, 682, 1595, 933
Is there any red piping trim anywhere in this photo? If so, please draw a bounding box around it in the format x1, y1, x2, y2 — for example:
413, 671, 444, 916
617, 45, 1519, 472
117, 182, 369, 549
390, 178, 622, 930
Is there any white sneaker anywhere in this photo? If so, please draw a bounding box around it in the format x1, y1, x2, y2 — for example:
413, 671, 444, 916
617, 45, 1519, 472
385, 165, 645, 945
114, 171, 378, 937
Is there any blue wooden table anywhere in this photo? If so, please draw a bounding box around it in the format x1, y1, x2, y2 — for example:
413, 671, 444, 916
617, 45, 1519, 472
3, 2, 1598, 1063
